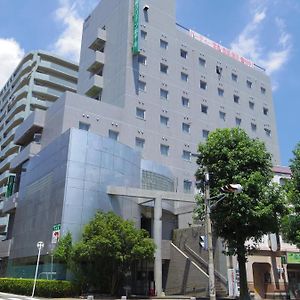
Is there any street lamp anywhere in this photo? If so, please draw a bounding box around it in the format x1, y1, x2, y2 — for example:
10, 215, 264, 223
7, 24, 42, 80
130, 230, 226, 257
32, 241, 44, 298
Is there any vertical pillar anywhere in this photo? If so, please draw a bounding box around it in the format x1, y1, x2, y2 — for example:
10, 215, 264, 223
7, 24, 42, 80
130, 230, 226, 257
154, 196, 162, 296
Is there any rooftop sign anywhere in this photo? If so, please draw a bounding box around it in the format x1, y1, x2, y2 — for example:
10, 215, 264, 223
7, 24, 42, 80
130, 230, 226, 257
189, 30, 254, 68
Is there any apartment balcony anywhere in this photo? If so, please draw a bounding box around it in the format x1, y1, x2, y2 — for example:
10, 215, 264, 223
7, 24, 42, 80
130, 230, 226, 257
2, 192, 18, 214
2, 111, 26, 137
14, 109, 45, 146
38, 60, 78, 79
1, 128, 16, 149
89, 28, 106, 51
32, 85, 63, 99
87, 51, 105, 73
0, 153, 17, 173
85, 74, 103, 98
0, 99, 27, 129
0, 142, 19, 161
10, 142, 41, 171
0, 170, 12, 186
0, 238, 12, 258
0, 186, 7, 197
34, 72, 77, 92
0, 86, 29, 112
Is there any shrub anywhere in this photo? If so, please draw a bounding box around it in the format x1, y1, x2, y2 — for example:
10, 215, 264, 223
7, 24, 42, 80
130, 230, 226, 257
0, 278, 78, 297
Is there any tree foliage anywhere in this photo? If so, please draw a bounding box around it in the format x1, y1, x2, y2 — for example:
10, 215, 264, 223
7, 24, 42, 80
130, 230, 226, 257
54, 211, 155, 295
282, 142, 300, 247
195, 128, 287, 299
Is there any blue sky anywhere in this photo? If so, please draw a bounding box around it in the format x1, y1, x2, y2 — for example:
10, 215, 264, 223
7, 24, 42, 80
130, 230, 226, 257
0, 0, 298, 166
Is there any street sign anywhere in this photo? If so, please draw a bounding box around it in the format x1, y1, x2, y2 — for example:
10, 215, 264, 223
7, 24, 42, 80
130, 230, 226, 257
37, 241, 44, 249
51, 223, 61, 244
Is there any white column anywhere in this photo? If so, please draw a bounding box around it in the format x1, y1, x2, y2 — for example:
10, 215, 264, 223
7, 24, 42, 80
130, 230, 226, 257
154, 196, 162, 296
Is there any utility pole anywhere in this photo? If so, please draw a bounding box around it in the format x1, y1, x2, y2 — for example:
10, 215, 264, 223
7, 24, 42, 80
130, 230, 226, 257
204, 170, 216, 300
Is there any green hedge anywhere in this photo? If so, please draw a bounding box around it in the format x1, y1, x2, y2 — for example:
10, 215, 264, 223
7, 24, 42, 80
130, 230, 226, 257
0, 278, 78, 297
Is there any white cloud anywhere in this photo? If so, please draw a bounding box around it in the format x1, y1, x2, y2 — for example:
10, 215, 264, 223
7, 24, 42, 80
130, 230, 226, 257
230, 5, 292, 76
51, 0, 98, 62
0, 38, 24, 89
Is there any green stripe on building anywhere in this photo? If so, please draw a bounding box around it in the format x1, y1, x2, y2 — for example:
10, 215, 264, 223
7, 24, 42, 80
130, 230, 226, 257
132, 0, 140, 55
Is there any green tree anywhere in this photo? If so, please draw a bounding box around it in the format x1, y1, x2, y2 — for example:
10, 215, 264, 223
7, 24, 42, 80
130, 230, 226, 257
72, 211, 155, 295
282, 142, 300, 247
195, 128, 287, 299
54, 232, 73, 267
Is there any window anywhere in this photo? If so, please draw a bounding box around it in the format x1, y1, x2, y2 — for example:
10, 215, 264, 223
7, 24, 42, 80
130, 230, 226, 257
202, 129, 209, 139
233, 94, 240, 103
232, 73, 238, 81
160, 144, 169, 156
246, 80, 252, 88
138, 80, 146, 91
181, 72, 188, 82
261, 87, 266, 94
216, 66, 222, 75
263, 107, 269, 116
199, 57, 206, 67
160, 39, 168, 49
235, 117, 242, 126
218, 88, 224, 97
141, 30, 147, 40
201, 104, 208, 114
251, 123, 257, 131
182, 150, 191, 161
160, 115, 169, 126
249, 101, 255, 109
138, 54, 147, 65
180, 49, 188, 58
79, 121, 90, 131
136, 107, 146, 119
160, 63, 168, 74
182, 96, 189, 107
200, 80, 207, 90
264, 128, 271, 136
182, 122, 190, 133
135, 137, 145, 148
109, 130, 119, 140
219, 111, 226, 121
183, 180, 192, 193
160, 88, 168, 100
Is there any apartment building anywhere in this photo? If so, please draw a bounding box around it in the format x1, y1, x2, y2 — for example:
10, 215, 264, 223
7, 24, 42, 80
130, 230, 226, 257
0, 51, 78, 238
0, 0, 283, 297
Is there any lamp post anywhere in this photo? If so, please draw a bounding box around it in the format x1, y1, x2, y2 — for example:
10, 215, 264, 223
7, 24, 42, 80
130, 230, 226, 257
32, 241, 44, 298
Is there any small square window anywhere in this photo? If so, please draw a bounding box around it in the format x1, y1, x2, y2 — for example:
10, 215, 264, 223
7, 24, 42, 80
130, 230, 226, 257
180, 49, 188, 58
247, 80, 252, 88
135, 137, 145, 148
235, 117, 242, 126
182, 150, 191, 161
138, 54, 147, 65
201, 104, 208, 114
261, 87, 266, 94
232, 73, 238, 82
160, 39, 168, 49
251, 123, 257, 131
109, 130, 119, 140
160, 115, 169, 126
202, 129, 209, 139
79, 121, 90, 131
138, 80, 146, 91
249, 101, 255, 109
234, 94, 240, 103
160, 63, 168, 74
264, 128, 271, 136
183, 180, 192, 193
219, 111, 226, 121
218, 88, 224, 97
182, 122, 190, 133
199, 57, 206, 67
200, 80, 207, 90
141, 30, 147, 40
181, 72, 188, 82
182, 97, 189, 107
160, 88, 169, 100
136, 107, 146, 119
263, 107, 269, 115
160, 144, 169, 156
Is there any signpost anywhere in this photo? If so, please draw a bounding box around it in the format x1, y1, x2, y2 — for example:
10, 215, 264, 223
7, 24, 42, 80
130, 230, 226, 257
32, 241, 44, 298
51, 224, 61, 244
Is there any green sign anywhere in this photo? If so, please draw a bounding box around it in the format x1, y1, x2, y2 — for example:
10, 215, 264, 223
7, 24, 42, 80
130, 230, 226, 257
132, 0, 140, 55
287, 252, 300, 264
6, 175, 15, 198
53, 224, 61, 231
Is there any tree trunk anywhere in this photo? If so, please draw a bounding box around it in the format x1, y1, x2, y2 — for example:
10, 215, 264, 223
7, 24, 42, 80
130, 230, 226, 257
237, 246, 251, 300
